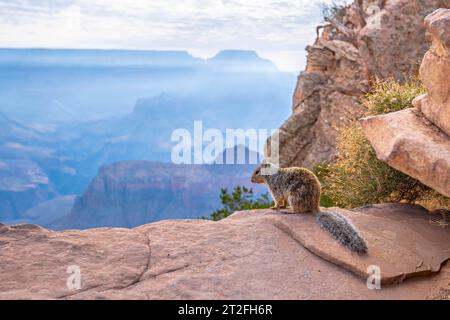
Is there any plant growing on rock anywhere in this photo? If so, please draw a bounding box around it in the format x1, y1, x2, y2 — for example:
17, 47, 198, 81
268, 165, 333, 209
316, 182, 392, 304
316, 78, 449, 210
363, 77, 425, 115
319, 0, 351, 24
210, 186, 273, 221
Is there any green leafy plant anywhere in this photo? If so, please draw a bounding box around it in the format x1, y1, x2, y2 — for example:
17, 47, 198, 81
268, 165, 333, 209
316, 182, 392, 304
315, 78, 448, 210
209, 186, 273, 221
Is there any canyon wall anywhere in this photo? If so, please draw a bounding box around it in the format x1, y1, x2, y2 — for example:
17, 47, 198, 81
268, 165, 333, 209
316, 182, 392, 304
361, 8, 450, 197
267, 0, 450, 168
53, 160, 264, 229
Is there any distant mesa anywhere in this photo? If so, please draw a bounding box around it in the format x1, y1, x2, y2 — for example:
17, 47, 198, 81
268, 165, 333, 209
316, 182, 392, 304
208, 50, 277, 71
0, 48, 278, 70
212, 144, 262, 165
211, 50, 260, 60
0, 48, 290, 122
0, 48, 202, 68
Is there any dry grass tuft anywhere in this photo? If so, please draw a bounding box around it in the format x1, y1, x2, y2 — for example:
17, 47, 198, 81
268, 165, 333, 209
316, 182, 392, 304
314, 78, 449, 210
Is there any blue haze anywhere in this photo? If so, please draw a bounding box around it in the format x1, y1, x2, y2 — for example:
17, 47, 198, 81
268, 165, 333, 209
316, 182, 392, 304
0, 48, 296, 227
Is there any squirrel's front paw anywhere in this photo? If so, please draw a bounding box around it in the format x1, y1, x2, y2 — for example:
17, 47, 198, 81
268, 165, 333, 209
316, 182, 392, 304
270, 206, 279, 211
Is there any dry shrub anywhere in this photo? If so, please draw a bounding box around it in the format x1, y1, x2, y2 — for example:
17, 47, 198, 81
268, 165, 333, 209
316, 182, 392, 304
320, 1, 351, 24
364, 77, 425, 115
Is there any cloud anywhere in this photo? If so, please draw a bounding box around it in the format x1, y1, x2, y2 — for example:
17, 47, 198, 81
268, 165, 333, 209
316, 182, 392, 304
0, 0, 334, 71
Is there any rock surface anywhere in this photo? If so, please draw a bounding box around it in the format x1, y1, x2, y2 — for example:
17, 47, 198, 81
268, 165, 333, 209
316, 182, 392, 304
413, 8, 450, 136
361, 8, 450, 197
267, 0, 450, 168
360, 108, 450, 197
1, 204, 449, 299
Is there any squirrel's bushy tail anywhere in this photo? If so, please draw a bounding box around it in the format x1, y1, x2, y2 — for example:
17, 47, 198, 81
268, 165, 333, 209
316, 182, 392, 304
316, 211, 368, 255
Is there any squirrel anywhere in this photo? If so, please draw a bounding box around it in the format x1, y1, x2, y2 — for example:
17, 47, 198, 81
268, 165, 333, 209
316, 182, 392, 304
251, 161, 368, 255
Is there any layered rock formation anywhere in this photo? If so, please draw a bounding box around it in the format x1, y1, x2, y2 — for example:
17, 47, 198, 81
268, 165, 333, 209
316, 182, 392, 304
1, 204, 449, 299
361, 8, 450, 197
267, 0, 450, 168
0, 160, 57, 221
53, 160, 265, 230
413, 8, 450, 136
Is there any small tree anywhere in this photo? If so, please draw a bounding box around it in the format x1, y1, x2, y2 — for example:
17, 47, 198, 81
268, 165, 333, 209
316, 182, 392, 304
210, 186, 273, 221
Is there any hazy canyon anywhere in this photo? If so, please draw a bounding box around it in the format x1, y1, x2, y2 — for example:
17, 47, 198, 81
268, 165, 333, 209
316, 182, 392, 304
0, 49, 295, 228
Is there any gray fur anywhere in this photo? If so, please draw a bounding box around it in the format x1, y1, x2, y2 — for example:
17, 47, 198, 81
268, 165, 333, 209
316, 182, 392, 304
252, 162, 368, 254
252, 163, 321, 213
317, 211, 368, 255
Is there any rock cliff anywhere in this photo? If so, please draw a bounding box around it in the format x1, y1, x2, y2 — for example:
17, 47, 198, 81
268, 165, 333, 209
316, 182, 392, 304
267, 0, 450, 168
414, 8, 450, 136
361, 8, 450, 197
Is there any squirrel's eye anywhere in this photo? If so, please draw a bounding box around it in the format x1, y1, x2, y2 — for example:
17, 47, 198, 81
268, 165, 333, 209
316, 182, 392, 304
255, 170, 260, 174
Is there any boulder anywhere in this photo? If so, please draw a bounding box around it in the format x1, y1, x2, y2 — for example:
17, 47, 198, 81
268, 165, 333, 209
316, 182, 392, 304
360, 108, 450, 197
1, 204, 449, 299
413, 8, 450, 136
361, 8, 450, 197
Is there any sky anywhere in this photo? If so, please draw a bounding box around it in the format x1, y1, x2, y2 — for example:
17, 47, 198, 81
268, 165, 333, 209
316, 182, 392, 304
0, 0, 336, 72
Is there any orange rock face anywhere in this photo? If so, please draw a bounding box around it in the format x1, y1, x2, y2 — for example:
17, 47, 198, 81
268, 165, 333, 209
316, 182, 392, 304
360, 108, 450, 197
267, 0, 450, 168
413, 8, 450, 136
361, 8, 450, 197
